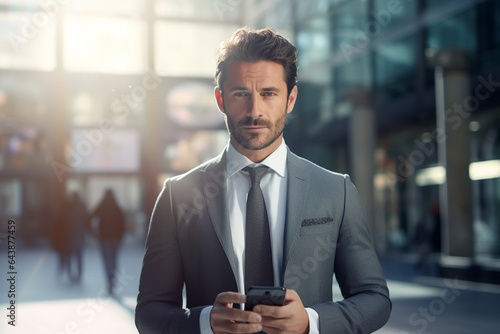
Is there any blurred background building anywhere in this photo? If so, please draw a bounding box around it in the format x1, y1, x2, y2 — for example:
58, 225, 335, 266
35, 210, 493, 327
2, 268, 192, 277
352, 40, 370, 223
0, 0, 499, 283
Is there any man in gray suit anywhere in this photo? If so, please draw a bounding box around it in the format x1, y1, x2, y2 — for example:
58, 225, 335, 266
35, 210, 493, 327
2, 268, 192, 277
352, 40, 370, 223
136, 27, 391, 334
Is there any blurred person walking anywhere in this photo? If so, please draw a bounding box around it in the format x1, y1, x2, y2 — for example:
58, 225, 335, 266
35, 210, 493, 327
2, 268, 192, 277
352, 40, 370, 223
66, 191, 89, 283
51, 197, 71, 279
415, 218, 432, 273
90, 189, 126, 294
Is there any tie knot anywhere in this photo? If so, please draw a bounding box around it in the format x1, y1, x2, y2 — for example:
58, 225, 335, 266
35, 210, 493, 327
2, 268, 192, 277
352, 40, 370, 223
244, 166, 268, 184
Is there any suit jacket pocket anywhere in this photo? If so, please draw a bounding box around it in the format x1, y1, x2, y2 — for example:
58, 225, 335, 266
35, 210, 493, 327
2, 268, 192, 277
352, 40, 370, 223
300, 217, 334, 236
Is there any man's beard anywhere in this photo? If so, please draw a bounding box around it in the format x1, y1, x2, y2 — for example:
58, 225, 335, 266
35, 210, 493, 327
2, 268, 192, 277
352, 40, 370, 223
224, 108, 287, 151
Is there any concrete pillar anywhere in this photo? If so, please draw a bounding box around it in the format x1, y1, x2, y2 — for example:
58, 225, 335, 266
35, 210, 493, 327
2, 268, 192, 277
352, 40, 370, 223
429, 49, 474, 258
346, 87, 377, 245
50, 5, 67, 242
143, 0, 161, 216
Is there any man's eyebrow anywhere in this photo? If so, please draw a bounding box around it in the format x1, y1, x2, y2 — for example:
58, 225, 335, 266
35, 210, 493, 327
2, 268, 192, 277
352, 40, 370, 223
261, 86, 281, 92
226, 86, 282, 92
227, 86, 249, 92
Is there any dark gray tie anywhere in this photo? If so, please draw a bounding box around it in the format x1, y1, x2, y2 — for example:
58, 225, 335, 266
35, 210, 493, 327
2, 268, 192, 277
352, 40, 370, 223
244, 166, 274, 292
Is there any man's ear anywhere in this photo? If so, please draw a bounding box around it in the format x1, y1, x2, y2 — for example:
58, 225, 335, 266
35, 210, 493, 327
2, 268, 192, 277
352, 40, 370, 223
215, 87, 225, 114
286, 85, 298, 115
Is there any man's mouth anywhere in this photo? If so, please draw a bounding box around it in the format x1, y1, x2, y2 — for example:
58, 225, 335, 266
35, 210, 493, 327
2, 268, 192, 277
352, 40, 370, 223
241, 125, 267, 130
238, 118, 270, 129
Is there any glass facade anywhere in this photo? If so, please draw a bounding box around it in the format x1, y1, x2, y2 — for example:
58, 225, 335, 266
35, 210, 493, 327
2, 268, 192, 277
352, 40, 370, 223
375, 34, 417, 100
253, 0, 500, 261
426, 8, 477, 65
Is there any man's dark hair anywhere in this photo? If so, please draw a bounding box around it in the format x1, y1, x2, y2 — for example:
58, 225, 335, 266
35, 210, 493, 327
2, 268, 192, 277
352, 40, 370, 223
215, 27, 298, 96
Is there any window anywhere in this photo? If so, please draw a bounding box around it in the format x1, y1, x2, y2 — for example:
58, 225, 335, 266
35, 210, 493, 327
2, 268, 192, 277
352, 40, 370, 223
0, 73, 50, 123
424, 0, 453, 9
69, 128, 140, 173
66, 0, 145, 16
64, 16, 147, 74
66, 74, 148, 127
0, 179, 22, 217
296, 17, 331, 70
375, 34, 417, 98
476, 1, 499, 71
0, 12, 56, 71
0, 126, 49, 170
426, 9, 477, 57
162, 130, 228, 172
337, 53, 371, 90
155, 22, 237, 77
166, 81, 224, 128
331, 0, 368, 56
155, 0, 239, 21
373, 0, 416, 26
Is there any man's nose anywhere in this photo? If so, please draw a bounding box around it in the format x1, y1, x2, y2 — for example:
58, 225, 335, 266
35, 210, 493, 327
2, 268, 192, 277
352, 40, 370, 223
247, 94, 263, 118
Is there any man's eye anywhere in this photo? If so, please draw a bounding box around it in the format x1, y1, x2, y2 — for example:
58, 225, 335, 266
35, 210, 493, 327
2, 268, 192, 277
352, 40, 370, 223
263, 92, 276, 97
234, 92, 248, 97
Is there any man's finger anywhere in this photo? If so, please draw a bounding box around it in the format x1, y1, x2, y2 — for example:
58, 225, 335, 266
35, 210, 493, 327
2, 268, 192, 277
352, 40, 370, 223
211, 308, 263, 333
252, 289, 309, 333
211, 292, 264, 333
212, 307, 262, 323
212, 320, 263, 334
253, 304, 283, 318
215, 291, 247, 306
253, 289, 299, 317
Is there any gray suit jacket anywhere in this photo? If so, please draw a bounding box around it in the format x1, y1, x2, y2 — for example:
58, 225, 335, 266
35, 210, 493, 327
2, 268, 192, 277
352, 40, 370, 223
136, 149, 391, 333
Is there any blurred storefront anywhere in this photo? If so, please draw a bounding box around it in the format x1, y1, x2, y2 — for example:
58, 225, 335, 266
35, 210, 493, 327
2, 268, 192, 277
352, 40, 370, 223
1, 0, 499, 282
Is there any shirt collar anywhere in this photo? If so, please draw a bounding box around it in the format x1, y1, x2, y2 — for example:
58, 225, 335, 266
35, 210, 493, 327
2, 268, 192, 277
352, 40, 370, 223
226, 139, 287, 179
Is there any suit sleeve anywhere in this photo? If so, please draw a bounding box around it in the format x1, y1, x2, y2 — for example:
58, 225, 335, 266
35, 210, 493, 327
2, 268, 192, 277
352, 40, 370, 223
311, 175, 391, 333
135, 180, 205, 334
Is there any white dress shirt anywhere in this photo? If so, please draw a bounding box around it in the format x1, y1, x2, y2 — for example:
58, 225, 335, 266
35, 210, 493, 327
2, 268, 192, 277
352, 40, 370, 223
226, 139, 288, 292
200, 140, 319, 333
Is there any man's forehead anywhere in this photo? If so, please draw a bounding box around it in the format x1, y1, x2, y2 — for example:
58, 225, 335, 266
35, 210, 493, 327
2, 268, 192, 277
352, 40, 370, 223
223, 60, 287, 87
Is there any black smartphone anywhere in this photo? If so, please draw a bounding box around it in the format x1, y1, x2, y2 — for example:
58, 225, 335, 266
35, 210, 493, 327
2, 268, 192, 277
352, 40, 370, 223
245, 286, 286, 311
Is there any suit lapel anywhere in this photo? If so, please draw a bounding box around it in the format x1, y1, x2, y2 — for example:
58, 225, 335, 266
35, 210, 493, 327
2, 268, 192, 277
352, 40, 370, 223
282, 151, 310, 275
200, 152, 239, 283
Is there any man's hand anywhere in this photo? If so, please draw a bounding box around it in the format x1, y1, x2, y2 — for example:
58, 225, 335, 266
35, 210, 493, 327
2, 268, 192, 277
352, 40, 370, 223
210, 291, 263, 334
253, 289, 309, 334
